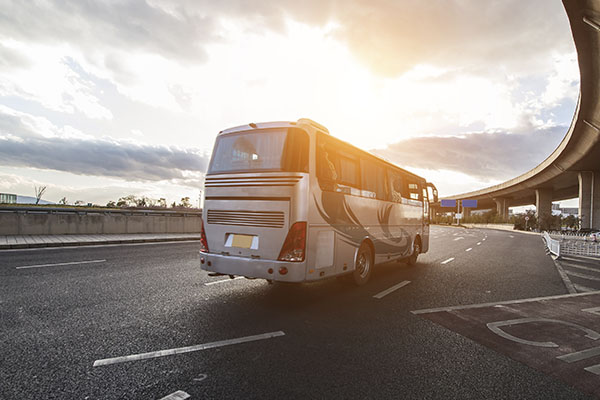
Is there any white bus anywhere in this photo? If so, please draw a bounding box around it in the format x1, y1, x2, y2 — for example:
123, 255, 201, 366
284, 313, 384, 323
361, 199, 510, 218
199, 119, 438, 285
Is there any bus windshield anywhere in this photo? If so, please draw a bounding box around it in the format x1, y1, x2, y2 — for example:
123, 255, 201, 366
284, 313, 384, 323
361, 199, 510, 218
208, 128, 308, 174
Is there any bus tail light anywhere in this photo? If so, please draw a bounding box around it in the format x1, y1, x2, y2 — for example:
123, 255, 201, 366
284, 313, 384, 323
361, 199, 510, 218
200, 219, 209, 253
277, 222, 306, 262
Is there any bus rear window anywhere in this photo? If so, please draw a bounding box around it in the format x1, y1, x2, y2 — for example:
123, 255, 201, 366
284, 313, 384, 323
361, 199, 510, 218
208, 128, 308, 174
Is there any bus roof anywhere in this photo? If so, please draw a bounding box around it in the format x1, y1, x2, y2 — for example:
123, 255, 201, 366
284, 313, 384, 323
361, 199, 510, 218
217, 119, 426, 182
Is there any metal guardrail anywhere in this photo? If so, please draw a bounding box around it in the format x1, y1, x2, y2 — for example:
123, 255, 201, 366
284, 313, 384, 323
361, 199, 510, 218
543, 231, 561, 258
0, 205, 202, 217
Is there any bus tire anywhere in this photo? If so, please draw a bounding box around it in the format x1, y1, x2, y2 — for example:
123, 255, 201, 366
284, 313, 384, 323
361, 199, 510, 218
408, 237, 421, 266
353, 242, 373, 286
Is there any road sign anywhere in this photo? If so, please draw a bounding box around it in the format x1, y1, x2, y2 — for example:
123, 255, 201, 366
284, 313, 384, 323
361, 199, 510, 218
525, 216, 530, 221
462, 199, 477, 208
455, 213, 463, 219
441, 199, 457, 207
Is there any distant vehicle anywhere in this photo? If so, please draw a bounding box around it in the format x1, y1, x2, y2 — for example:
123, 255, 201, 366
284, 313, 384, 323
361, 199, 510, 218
199, 119, 438, 285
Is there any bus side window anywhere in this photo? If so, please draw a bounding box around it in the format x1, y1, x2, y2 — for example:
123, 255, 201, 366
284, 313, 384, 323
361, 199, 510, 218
317, 138, 338, 190
407, 180, 422, 201
389, 172, 404, 203
361, 160, 388, 200
282, 128, 309, 172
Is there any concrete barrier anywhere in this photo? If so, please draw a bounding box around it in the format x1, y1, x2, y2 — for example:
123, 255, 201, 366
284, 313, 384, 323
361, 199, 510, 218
0, 206, 202, 235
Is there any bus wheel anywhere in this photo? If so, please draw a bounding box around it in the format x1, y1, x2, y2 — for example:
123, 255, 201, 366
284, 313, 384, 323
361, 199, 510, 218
353, 242, 373, 286
408, 238, 421, 266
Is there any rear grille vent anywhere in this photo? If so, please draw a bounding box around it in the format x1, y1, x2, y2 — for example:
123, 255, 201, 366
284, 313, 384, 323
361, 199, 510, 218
207, 210, 285, 228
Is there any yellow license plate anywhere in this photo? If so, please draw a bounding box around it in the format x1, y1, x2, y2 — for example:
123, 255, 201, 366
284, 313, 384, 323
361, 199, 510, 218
231, 234, 254, 249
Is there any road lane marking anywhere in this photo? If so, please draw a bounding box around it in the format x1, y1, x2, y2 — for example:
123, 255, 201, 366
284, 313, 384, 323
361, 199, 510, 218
93, 331, 285, 367
565, 271, 600, 282
373, 280, 411, 299
509, 235, 515, 238
0, 240, 201, 253
453, 237, 464, 241
441, 257, 455, 265
557, 346, 600, 363
411, 291, 600, 314
477, 242, 481, 245
204, 276, 244, 286
159, 390, 190, 400
577, 283, 600, 292
16, 259, 106, 269
482, 238, 486, 241
563, 263, 600, 274
465, 248, 472, 252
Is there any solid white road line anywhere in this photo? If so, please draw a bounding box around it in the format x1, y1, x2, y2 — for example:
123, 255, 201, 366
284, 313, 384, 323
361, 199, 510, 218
16, 259, 106, 270
563, 263, 600, 273
565, 271, 600, 282
412, 291, 600, 315
441, 257, 455, 265
93, 331, 285, 367
0, 240, 200, 253
159, 390, 190, 400
204, 276, 244, 286
373, 280, 411, 299
465, 248, 472, 252
574, 283, 597, 293
557, 346, 600, 363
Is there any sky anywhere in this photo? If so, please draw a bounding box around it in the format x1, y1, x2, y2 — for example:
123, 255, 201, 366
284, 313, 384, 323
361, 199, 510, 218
0, 0, 580, 207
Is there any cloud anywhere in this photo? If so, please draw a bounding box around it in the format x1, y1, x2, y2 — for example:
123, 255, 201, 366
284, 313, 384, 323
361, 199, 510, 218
0, 1, 573, 78
373, 125, 567, 181
0, 106, 209, 183
0, 1, 215, 63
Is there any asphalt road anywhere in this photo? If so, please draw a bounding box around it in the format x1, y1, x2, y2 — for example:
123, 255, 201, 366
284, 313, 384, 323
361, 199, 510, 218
0, 226, 596, 399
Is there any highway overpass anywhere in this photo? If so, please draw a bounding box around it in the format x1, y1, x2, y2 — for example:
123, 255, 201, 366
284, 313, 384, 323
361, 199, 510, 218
437, 0, 600, 230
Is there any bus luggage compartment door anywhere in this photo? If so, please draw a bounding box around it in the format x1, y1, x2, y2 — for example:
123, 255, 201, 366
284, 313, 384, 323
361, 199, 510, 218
204, 199, 289, 260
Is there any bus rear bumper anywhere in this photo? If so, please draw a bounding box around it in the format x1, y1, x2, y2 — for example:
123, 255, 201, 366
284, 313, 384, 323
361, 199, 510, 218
199, 252, 306, 282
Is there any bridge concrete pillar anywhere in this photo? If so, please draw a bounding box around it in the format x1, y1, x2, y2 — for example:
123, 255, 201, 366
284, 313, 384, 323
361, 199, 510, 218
579, 171, 600, 230
535, 188, 553, 230
494, 198, 509, 220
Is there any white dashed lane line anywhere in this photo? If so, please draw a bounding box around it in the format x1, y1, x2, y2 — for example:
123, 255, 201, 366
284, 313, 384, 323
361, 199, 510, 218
373, 280, 411, 299
441, 257, 455, 265
93, 331, 286, 367
15, 259, 106, 270
159, 390, 190, 400
466, 248, 472, 252
204, 276, 244, 286
477, 242, 482, 246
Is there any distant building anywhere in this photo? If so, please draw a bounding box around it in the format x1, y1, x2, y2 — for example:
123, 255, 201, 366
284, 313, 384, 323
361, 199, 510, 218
0, 193, 17, 204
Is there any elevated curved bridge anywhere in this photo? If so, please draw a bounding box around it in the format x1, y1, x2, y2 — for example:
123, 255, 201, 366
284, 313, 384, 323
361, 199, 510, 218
439, 0, 600, 229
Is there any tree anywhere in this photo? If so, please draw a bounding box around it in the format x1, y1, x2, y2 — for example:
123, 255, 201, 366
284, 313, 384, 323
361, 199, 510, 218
564, 214, 579, 230
106, 200, 116, 207
178, 197, 192, 208
74, 200, 85, 206
34, 185, 47, 205
158, 198, 167, 208
58, 197, 68, 205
